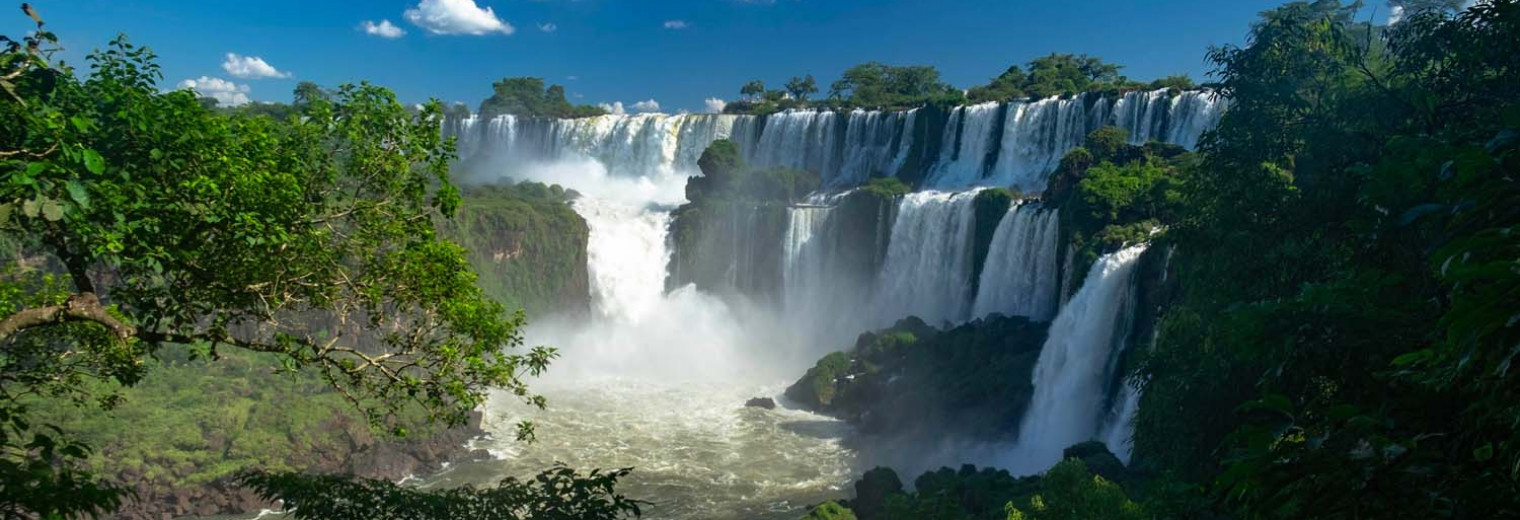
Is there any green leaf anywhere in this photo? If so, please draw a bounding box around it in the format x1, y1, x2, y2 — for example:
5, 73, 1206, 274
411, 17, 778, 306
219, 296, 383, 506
66, 180, 89, 209
0, 203, 12, 223
1391, 349, 1433, 367
82, 148, 105, 175
21, 199, 39, 218
1475, 443, 1494, 462
41, 199, 65, 222
25, 162, 45, 177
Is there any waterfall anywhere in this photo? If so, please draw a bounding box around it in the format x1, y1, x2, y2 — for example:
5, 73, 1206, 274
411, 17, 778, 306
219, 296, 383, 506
447, 90, 1224, 194
924, 102, 1003, 189
573, 197, 671, 323
971, 203, 1061, 321
1008, 244, 1147, 473
871, 190, 981, 327
833, 109, 913, 188
1112, 89, 1169, 145
1098, 379, 1143, 464
1164, 90, 1227, 149
990, 96, 1090, 193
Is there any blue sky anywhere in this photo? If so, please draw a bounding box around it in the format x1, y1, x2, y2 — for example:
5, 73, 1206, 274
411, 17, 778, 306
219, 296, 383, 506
12, 0, 1395, 113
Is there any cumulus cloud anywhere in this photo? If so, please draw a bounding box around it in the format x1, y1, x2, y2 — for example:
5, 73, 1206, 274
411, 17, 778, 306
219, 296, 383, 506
663, 20, 689, 29
405, 0, 515, 35
598, 102, 626, 115
178, 76, 251, 106
538, 22, 558, 32
1388, 5, 1405, 24
631, 99, 661, 112
222, 53, 290, 79
703, 97, 727, 113
361, 19, 406, 38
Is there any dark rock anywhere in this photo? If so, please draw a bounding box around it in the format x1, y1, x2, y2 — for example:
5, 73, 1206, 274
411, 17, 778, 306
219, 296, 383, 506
745, 397, 777, 409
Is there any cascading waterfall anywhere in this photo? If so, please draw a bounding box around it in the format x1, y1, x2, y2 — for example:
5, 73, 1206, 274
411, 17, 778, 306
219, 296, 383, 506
574, 197, 671, 323
445, 89, 1224, 195
970, 203, 1061, 321
871, 191, 981, 327
1007, 244, 1147, 474
987, 96, 1090, 193
924, 102, 1003, 188
1163, 90, 1227, 149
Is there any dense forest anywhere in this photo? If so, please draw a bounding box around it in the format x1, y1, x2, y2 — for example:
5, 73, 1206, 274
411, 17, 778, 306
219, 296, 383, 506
2, 1, 1518, 519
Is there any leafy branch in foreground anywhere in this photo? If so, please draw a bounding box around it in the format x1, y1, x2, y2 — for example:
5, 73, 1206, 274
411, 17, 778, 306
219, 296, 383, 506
239, 465, 645, 520
0, 4, 606, 517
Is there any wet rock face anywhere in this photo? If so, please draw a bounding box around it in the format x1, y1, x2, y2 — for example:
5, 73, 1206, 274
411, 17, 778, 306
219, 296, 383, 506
745, 397, 778, 410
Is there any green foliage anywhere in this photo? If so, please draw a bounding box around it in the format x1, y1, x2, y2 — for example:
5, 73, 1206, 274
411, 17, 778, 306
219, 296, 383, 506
969, 55, 1140, 103
859, 177, 912, 199
786, 75, 820, 102
20, 349, 435, 488
1006, 459, 1143, 520
0, 12, 590, 517
478, 77, 606, 119
829, 62, 965, 110
803, 501, 859, 520
240, 464, 644, 520
1083, 127, 1129, 163
1127, 1, 1520, 518
447, 182, 589, 317
740, 79, 767, 101
1147, 75, 1196, 91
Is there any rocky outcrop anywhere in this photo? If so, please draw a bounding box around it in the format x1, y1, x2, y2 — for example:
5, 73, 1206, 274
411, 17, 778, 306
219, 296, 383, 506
786, 314, 1049, 439
110, 412, 489, 520
744, 397, 777, 410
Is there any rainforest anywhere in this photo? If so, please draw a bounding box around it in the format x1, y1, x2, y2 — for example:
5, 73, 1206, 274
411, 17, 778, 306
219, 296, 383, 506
2, 0, 1518, 519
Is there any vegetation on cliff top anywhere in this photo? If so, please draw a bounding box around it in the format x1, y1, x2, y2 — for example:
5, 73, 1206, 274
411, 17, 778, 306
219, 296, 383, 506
477, 77, 608, 119
448, 181, 591, 317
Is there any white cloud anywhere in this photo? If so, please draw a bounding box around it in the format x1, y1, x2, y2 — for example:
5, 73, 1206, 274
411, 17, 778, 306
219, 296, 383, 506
663, 20, 689, 29
362, 19, 406, 38
179, 76, 251, 106
703, 97, 727, 113
404, 0, 515, 35
598, 102, 626, 115
222, 53, 291, 79
538, 22, 558, 32
567, 75, 580, 81
631, 99, 661, 112
1388, 5, 1405, 24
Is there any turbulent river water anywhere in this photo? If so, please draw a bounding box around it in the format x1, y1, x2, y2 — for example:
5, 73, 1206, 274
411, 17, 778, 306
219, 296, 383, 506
411, 161, 862, 519
377, 92, 1225, 517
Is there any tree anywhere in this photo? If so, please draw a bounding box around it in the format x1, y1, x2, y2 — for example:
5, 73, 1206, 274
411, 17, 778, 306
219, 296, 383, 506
967, 65, 1029, 103
739, 79, 766, 102
0, 10, 591, 517
478, 77, 605, 118
1132, 1, 1520, 518
785, 74, 819, 102
828, 62, 960, 109
1005, 459, 1143, 520
291, 81, 329, 110
1023, 54, 1125, 98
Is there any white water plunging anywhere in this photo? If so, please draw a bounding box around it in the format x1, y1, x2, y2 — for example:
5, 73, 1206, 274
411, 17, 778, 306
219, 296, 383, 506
971, 203, 1061, 321
446, 90, 1225, 195
575, 197, 671, 323
1007, 244, 1147, 474
871, 190, 981, 327
924, 102, 1003, 188
989, 96, 1091, 193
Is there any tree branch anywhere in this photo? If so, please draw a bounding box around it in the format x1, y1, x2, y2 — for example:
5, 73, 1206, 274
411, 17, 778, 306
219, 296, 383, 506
0, 293, 134, 343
